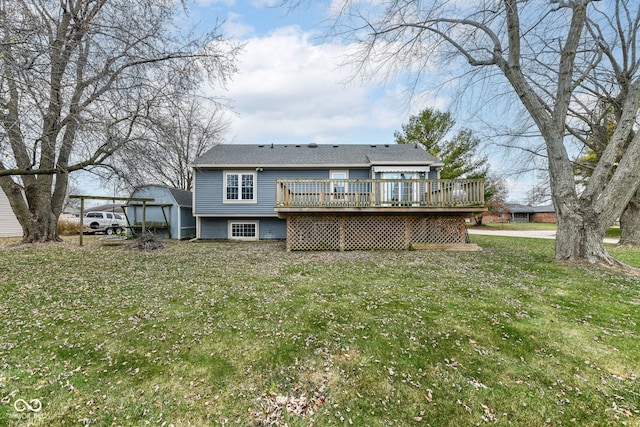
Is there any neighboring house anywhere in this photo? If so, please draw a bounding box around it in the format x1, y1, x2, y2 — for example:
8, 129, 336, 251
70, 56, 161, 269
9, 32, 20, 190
126, 185, 195, 240
192, 143, 485, 250
484, 203, 556, 223
0, 190, 22, 237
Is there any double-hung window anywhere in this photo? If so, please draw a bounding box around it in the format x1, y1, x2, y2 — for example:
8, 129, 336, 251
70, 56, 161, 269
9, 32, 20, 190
224, 171, 256, 203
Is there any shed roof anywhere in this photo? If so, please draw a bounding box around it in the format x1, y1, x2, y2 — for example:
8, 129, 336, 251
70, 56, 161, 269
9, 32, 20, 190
166, 187, 193, 208
193, 143, 442, 168
129, 185, 192, 208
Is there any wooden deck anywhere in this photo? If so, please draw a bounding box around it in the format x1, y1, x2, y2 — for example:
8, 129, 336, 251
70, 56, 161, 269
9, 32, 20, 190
275, 178, 486, 215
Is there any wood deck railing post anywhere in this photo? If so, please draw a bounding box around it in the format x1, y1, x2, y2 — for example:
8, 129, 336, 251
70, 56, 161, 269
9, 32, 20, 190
275, 178, 485, 208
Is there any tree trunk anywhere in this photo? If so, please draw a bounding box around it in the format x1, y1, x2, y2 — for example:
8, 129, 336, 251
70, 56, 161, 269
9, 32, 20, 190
21, 195, 61, 243
554, 205, 612, 263
619, 190, 640, 246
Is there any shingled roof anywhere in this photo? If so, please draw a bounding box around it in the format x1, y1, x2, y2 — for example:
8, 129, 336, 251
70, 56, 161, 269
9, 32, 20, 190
193, 143, 442, 168
128, 185, 192, 207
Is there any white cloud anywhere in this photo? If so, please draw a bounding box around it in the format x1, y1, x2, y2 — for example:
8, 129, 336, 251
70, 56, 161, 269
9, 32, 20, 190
214, 26, 440, 145
220, 12, 255, 39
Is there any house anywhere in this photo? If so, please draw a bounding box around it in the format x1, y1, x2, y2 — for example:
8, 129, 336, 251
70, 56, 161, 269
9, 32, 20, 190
192, 143, 486, 250
0, 190, 22, 237
126, 185, 195, 240
483, 203, 556, 223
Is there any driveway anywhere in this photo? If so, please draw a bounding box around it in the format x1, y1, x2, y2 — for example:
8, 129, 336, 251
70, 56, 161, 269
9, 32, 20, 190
467, 228, 619, 244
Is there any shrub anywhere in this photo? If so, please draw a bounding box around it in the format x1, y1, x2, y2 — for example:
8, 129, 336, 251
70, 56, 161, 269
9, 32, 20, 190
57, 217, 81, 235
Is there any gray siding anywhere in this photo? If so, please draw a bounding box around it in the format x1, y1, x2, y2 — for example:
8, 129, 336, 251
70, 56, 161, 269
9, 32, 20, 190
180, 206, 196, 239
199, 217, 286, 240
194, 169, 223, 214
128, 186, 195, 240
348, 169, 371, 179
195, 168, 370, 216
258, 218, 286, 239
199, 218, 228, 239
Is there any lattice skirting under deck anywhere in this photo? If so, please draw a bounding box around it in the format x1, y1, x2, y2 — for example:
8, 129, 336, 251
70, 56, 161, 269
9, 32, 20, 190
286, 215, 468, 251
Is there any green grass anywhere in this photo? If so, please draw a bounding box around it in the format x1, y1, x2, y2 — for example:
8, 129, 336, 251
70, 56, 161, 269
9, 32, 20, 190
0, 236, 639, 426
469, 222, 559, 231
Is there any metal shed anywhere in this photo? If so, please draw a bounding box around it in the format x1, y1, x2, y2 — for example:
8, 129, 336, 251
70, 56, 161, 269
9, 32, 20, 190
126, 185, 195, 240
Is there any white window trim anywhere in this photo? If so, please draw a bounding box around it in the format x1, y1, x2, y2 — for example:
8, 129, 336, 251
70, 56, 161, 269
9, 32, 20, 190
228, 220, 259, 241
223, 170, 257, 204
330, 170, 349, 199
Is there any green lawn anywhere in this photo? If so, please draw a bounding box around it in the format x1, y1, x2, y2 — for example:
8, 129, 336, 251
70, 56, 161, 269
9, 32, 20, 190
472, 222, 624, 239
469, 222, 559, 231
0, 236, 638, 426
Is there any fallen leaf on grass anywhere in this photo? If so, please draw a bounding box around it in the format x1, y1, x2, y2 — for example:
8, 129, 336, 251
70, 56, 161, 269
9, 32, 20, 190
457, 399, 472, 413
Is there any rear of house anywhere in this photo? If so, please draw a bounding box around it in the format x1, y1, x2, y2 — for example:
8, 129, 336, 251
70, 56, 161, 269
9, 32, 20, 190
192, 143, 485, 250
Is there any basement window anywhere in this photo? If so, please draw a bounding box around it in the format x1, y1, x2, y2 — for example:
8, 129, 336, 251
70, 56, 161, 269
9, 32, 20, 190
229, 221, 258, 240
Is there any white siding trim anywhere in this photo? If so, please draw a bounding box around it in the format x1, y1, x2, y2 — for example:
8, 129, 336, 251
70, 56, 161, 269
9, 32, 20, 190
371, 166, 430, 173
0, 191, 22, 237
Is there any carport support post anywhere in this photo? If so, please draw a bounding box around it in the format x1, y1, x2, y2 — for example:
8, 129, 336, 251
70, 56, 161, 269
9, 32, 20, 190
79, 198, 85, 247
142, 201, 147, 234
69, 195, 155, 246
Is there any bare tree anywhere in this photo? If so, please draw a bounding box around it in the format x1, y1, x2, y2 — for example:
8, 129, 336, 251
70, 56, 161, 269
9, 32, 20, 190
0, 0, 240, 242
474, 174, 509, 226
282, 0, 640, 265
111, 95, 229, 192
526, 171, 552, 206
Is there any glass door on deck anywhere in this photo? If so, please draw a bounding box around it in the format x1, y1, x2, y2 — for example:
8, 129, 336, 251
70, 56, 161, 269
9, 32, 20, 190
382, 173, 418, 205
330, 171, 348, 201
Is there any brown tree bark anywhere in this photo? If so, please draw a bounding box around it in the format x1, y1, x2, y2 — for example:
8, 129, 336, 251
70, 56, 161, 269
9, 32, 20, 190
0, 0, 238, 243
620, 190, 640, 246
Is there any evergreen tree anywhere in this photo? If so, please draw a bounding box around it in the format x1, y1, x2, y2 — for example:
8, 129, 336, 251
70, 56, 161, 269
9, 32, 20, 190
394, 108, 488, 180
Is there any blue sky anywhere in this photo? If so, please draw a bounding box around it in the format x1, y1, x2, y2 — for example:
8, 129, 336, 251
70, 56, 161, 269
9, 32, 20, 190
78, 0, 536, 202
201, 0, 421, 147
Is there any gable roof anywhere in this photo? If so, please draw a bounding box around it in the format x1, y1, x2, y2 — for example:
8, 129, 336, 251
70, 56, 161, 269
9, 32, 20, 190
166, 187, 193, 207
129, 185, 193, 208
193, 143, 442, 168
